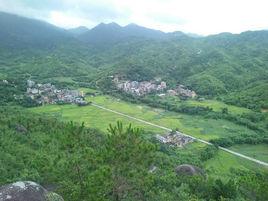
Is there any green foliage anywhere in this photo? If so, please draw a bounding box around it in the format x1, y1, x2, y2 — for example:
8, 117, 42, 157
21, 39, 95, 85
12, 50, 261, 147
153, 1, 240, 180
1, 108, 267, 201
1, 12, 268, 201
1, 11, 268, 109
200, 145, 219, 161
222, 83, 268, 109
186, 74, 227, 96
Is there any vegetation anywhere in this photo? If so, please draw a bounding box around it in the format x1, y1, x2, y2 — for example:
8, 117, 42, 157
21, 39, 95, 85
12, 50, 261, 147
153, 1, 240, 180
29, 94, 268, 159
1, 12, 268, 201
86, 92, 268, 146
1, 107, 268, 201
1, 12, 268, 110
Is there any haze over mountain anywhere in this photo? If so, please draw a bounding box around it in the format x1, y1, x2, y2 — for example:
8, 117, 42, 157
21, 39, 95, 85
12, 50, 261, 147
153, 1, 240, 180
68, 26, 89, 36
0, 12, 71, 49
78, 22, 171, 45
0, 11, 267, 109
1, 7, 268, 201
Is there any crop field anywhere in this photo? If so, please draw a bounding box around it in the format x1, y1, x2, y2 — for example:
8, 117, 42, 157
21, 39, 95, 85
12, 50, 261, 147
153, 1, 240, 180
185, 99, 251, 114
29, 92, 268, 177
204, 150, 267, 179
85, 95, 258, 141
29, 104, 163, 134
230, 144, 268, 163
155, 95, 251, 115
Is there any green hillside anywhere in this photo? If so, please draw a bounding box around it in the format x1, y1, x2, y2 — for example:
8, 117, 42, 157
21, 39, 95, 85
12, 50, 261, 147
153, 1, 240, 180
1, 11, 268, 201
1, 12, 267, 110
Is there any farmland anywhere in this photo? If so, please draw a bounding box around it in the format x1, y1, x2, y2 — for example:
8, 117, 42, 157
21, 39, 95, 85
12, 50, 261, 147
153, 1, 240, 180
29, 92, 268, 178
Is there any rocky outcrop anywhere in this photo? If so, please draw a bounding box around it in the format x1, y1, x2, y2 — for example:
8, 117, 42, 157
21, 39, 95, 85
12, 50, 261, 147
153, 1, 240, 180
175, 164, 205, 176
15, 124, 27, 134
0, 181, 63, 201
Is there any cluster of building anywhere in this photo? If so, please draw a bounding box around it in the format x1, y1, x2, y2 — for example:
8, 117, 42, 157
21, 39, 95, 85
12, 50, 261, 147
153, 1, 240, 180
166, 85, 197, 98
116, 80, 167, 96
156, 132, 194, 147
2, 80, 8, 84
114, 76, 197, 98
26, 80, 87, 106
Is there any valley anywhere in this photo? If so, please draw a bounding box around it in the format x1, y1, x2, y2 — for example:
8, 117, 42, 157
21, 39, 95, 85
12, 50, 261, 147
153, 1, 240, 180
29, 90, 268, 170
0, 10, 268, 201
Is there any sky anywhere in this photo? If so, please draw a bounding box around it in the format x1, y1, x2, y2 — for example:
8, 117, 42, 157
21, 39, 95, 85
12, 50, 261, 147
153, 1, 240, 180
0, 0, 267, 35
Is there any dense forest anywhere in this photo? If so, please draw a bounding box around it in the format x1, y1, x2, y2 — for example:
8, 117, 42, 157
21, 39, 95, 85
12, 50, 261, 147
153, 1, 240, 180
0, 12, 268, 109
1, 108, 268, 201
0, 12, 268, 201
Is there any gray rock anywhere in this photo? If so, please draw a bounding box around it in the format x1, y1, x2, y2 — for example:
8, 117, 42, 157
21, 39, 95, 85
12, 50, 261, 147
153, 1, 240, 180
0, 181, 63, 201
15, 124, 27, 134
175, 164, 205, 176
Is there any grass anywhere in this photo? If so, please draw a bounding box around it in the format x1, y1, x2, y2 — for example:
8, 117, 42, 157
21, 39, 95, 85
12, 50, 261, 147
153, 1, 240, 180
29, 92, 268, 177
85, 95, 258, 141
78, 87, 98, 94
230, 144, 268, 163
0, 73, 6, 79
29, 104, 163, 134
156, 95, 251, 115
205, 150, 267, 179
185, 99, 251, 114
42, 76, 76, 83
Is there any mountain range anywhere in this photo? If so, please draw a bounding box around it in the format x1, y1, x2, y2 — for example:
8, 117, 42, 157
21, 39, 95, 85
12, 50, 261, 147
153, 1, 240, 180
0, 11, 267, 109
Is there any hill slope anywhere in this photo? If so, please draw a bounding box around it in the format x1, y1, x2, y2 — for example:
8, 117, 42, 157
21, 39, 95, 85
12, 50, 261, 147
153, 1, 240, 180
68, 26, 89, 36
0, 12, 267, 108
0, 12, 100, 78
0, 12, 72, 49
78, 22, 170, 46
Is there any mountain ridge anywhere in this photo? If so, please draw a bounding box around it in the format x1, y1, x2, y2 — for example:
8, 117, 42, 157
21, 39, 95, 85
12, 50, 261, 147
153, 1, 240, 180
0, 11, 267, 109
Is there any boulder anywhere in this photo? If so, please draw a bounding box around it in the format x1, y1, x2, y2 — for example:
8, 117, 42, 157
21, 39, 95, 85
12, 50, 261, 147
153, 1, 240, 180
15, 124, 27, 134
175, 164, 204, 176
0, 181, 63, 201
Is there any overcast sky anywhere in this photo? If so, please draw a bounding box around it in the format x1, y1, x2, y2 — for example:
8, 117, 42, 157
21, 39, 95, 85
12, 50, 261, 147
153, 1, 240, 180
0, 0, 267, 35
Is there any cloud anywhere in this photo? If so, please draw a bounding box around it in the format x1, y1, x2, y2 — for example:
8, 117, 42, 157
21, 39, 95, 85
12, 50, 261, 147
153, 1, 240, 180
0, 0, 267, 35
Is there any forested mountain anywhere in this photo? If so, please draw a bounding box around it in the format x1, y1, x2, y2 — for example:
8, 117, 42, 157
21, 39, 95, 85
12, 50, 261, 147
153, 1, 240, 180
0, 12, 98, 79
68, 26, 89, 36
0, 12, 72, 49
0, 12, 267, 108
78, 22, 169, 46
1, 11, 268, 201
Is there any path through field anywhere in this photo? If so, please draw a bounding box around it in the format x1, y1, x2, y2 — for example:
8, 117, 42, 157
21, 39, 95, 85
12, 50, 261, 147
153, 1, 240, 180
92, 103, 268, 167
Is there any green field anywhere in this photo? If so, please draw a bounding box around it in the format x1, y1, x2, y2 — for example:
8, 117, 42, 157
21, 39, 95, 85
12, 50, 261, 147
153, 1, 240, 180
29, 93, 268, 177
85, 95, 258, 140
156, 95, 251, 115
204, 150, 267, 179
0, 73, 6, 79
230, 144, 268, 163
185, 99, 251, 114
29, 104, 163, 134
52, 76, 76, 83
30, 95, 258, 141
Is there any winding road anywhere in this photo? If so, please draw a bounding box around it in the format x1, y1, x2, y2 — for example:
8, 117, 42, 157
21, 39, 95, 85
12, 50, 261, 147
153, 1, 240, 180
91, 103, 268, 167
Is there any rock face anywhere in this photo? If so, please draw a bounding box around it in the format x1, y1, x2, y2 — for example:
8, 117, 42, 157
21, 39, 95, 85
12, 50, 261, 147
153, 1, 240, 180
175, 164, 204, 176
0, 181, 63, 201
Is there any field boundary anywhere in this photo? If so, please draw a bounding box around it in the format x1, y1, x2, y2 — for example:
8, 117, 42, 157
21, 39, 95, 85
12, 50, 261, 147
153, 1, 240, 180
91, 103, 268, 167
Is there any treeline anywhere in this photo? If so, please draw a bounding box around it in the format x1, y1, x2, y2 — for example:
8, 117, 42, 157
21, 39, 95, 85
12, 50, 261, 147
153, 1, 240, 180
99, 87, 268, 147
210, 134, 268, 147
220, 83, 268, 110
105, 88, 266, 128
1, 107, 268, 201
0, 76, 27, 105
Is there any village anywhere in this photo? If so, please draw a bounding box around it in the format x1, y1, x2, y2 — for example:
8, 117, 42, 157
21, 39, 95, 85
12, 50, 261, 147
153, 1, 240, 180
116, 80, 167, 96
156, 131, 194, 148
113, 77, 197, 98
26, 80, 88, 106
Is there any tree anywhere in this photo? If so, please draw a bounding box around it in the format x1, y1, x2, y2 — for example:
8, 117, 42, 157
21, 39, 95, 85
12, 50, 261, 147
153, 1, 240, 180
221, 107, 228, 114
